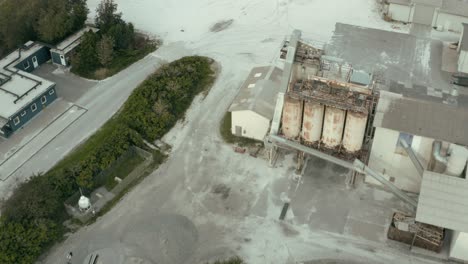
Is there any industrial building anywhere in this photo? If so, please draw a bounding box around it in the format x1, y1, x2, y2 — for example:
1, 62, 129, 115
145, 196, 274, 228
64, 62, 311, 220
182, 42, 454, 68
50, 26, 99, 67
0, 42, 57, 138
384, 0, 468, 32
229, 66, 283, 141
250, 25, 468, 261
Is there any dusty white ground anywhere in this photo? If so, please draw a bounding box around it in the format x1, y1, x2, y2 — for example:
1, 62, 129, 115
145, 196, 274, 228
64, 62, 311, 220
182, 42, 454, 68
33, 0, 453, 263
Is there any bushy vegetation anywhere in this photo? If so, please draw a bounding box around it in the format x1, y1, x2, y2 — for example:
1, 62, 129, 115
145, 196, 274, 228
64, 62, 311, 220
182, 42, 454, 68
0, 56, 215, 263
71, 0, 157, 79
0, 0, 88, 57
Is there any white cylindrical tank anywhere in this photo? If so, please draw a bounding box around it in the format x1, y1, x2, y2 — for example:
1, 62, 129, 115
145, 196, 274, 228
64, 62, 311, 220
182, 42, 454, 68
281, 97, 302, 139
321, 106, 345, 148
78, 195, 91, 211
445, 144, 468, 177
343, 111, 368, 152
302, 101, 324, 143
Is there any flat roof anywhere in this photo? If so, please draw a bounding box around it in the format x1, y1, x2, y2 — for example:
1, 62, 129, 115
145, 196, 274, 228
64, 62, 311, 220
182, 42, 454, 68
51, 26, 99, 55
229, 66, 283, 119
416, 171, 468, 232
327, 23, 452, 94
0, 43, 54, 119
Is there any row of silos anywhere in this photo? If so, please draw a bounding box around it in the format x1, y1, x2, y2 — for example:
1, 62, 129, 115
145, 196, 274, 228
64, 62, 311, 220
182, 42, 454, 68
281, 97, 368, 153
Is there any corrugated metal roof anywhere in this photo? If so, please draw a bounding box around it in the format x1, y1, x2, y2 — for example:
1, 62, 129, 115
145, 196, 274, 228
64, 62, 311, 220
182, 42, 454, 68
416, 171, 468, 232
374, 91, 468, 146
229, 66, 283, 119
461, 23, 468, 51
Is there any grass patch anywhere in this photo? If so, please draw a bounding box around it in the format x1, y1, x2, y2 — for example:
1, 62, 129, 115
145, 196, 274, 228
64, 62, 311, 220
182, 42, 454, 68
220, 111, 260, 146
104, 153, 145, 191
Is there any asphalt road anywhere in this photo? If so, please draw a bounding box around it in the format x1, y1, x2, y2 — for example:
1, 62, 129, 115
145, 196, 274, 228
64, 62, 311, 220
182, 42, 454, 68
0, 55, 164, 198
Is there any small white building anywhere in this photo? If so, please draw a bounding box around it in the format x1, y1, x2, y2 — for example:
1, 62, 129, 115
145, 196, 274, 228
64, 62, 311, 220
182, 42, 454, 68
229, 66, 283, 141
458, 23, 468, 73
385, 0, 468, 32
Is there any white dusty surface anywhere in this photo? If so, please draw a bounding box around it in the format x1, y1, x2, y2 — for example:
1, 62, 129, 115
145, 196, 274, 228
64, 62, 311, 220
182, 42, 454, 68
6, 0, 448, 263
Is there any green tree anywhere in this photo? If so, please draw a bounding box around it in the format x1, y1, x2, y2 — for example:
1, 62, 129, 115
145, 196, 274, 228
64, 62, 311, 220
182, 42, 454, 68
69, 0, 89, 31
97, 35, 114, 66
108, 21, 135, 50
36, 0, 72, 43
95, 0, 122, 33
0, 0, 42, 52
72, 30, 99, 74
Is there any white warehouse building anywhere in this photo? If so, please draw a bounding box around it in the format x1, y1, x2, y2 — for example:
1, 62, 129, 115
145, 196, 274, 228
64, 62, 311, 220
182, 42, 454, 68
229, 66, 283, 141
385, 0, 468, 32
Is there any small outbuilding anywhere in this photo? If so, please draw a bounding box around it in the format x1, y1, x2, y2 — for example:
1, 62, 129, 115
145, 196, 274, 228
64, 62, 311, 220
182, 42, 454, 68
0, 42, 57, 138
229, 66, 283, 141
50, 26, 99, 66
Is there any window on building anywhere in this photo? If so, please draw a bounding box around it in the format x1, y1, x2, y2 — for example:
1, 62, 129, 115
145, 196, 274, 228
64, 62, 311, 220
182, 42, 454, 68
49, 89, 55, 95
31, 103, 37, 112
23, 60, 30, 69
13, 116, 20, 125
395, 132, 413, 155
21, 110, 26, 117
41, 96, 47, 104
13, 117, 20, 126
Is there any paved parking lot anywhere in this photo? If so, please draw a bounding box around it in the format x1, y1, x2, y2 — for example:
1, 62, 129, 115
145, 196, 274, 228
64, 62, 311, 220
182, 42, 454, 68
33, 63, 97, 103
288, 156, 412, 243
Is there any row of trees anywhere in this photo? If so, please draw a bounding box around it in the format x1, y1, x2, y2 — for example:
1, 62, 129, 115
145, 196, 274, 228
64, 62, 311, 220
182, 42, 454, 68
72, 0, 151, 77
0, 0, 88, 57
0, 56, 215, 263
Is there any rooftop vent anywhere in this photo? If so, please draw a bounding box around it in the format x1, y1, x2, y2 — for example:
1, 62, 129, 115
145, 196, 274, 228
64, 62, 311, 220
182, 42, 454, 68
22, 41, 35, 50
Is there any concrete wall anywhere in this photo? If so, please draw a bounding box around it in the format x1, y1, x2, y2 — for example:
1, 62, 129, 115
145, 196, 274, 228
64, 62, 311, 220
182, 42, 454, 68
2, 86, 58, 137
14, 46, 51, 72
366, 127, 435, 193
433, 11, 468, 33
450, 231, 468, 261
459, 50, 468, 73
388, 3, 413, 23
231, 110, 270, 141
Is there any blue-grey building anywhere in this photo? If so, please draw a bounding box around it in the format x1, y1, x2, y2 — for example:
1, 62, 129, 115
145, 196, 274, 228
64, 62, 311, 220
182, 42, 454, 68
0, 41, 57, 138
50, 26, 99, 66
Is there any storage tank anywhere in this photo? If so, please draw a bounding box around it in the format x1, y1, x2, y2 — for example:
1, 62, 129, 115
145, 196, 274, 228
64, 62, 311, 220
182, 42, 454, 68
321, 106, 345, 148
343, 111, 368, 152
445, 144, 468, 177
282, 97, 302, 139
302, 101, 324, 143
